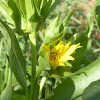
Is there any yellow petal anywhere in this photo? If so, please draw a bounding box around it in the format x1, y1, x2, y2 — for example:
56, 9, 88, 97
59, 55, 75, 62
64, 43, 80, 56
57, 62, 65, 66
58, 42, 71, 56
49, 60, 57, 70
51, 41, 65, 53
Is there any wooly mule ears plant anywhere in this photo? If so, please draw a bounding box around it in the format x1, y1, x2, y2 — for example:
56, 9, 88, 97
0, 0, 100, 100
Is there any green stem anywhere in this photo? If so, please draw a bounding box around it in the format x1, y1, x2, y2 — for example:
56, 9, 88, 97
29, 22, 37, 100
33, 68, 43, 100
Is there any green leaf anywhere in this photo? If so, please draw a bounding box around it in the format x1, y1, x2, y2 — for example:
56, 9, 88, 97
82, 79, 100, 100
8, 0, 21, 31
87, 12, 94, 38
11, 88, 26, 100
13, 0, 22, 14
39, 0, 47, 10
46, 57, 100, 100
0, 0, 14, 24
71, 15, 93, 72
71, 32, 88, 72
0, 68, 12, 100
1, 0, 7, 5
18, 0, 26, 18
38, 52, 51, 71
12, 94, 25, 100
0, 20, 28, 92
48, 66, 73, 83
39, 16, 59, 53
45, 16, 59, 36
37, 0, 42, 10
44, 10, 74, 44
25, 0, 33, 19
40, 0, 52, 18
62, 10, 74, 26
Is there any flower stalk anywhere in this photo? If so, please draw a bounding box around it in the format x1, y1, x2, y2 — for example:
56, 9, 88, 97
29, 22, 37, 100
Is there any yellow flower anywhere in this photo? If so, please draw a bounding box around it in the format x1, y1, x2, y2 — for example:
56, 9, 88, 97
43, 41, 80, 70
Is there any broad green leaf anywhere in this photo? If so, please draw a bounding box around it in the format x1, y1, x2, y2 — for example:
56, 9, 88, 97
0, 20, 27, 92
0, 68, 12, 100
82, 79, 100, 100
46, 57, 100, 100
9, 48, 27, 91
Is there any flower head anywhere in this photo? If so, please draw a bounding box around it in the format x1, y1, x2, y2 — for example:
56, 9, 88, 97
43, 41, 80, 70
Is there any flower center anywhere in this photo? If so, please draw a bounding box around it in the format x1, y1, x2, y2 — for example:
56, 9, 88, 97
50, 52, 61, 62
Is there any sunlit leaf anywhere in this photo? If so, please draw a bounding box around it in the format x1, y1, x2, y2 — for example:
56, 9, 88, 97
0, 20, 28, 92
